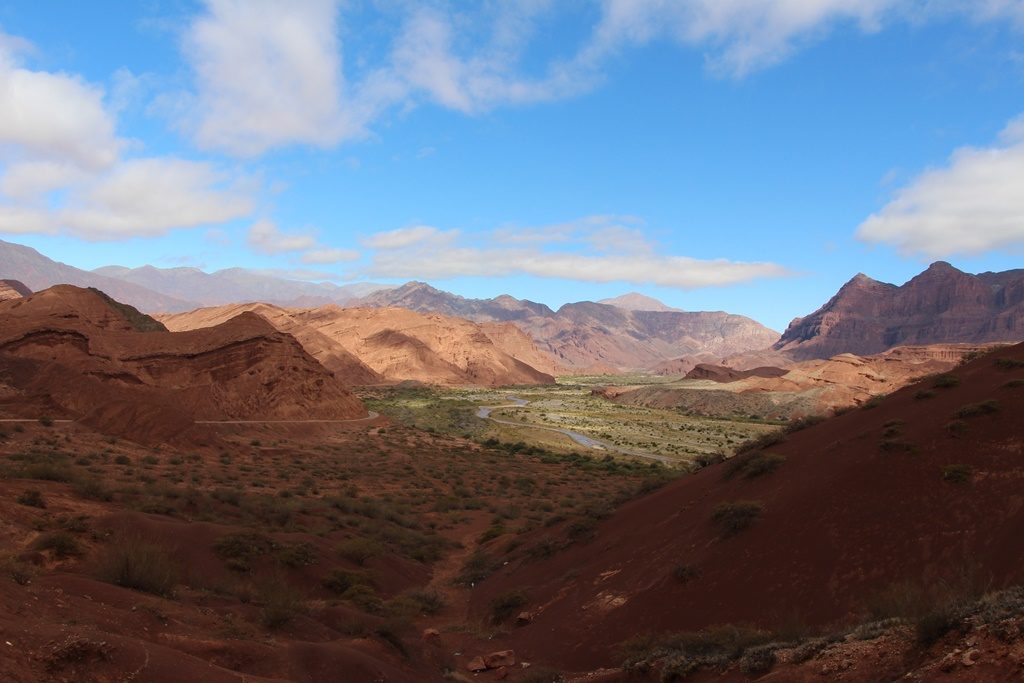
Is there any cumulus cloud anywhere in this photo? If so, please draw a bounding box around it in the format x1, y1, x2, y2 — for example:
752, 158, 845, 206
0, 34, 122, 169
0, 28, 257, 241
857, 115, 1024, 258
360, 216, 789, 288
182, 0, 355, 156
177, 0, 1024, 157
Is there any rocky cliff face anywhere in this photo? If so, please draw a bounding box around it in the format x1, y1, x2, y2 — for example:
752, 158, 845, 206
0, 279, 31, 301
775, 262, 1024, 359
357, 282, 780, 372
0, 286, 365, 442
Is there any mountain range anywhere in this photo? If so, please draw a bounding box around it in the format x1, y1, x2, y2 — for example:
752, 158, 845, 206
353, 281, 780, 371
5, 238, 1024, 373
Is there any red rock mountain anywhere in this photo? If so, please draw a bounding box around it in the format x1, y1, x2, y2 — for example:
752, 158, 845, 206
0, 286, 365, 442
472, 342, 1024, 671
775, 262, 1024, 359
160, 303, 557, 387
357, 282, 780, 371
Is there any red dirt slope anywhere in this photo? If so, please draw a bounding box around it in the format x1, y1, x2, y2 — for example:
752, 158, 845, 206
0, 286, 365, 442
471, 343, 1024, 671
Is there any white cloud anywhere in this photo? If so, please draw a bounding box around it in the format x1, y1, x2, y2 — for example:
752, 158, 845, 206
247, 219, 318, 254
60, 158, 253, 240
174, 1, 1024, 159
0, 29, 257, 241
361, 224, 457, 250
183, 0, 354, 156
857, 115, 1024, 258
361, 217, 790, 288
0, 32, 121, 169
301, 247, 360, 264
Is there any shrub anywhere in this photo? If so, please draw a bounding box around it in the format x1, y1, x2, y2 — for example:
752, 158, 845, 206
95, 534, 179, 596
457, 549, 496, 585
214, 531, 278, 572
16, 489, 46, 508
785, 415, 825, 433
388, 589, 444, 617
323, 568, 371, 594
672, 564, 700, 584
994, 358, 1024, 370
490, 590, 528, 624
74, 477, 112, 501
38, 416, 54, 427
861, 394, 886, 410
738, 644, 778, 675
337, 537, 384, 565
953, 400, 1000, 418
277, 542, 316, 568
724, 453, 785, 480
711, 501, 763, 537
258, 574, 305, 628
34, 532, 81, 559
734, 431, 785, 455
1003, 379, 1024, 389
914, 389, 936, 400
933, 374, 960, 389
942, 464, 972, 484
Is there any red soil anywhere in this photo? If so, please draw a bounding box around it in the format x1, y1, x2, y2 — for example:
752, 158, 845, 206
471, 343, 1024, 671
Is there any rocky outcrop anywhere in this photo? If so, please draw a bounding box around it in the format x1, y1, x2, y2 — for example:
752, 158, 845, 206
0, 279, 30, 301
683, 363, 787, 383
161, 303, 557, 387
0, 286, 365, 442
775, 262, 1024, 359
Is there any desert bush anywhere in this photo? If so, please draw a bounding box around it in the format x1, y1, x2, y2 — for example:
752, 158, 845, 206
490, 590, 528, 624
738, 643, 779, 675
942, 464, 972, 484
861, 394, 886, 410
672, 564, 700, 584
953, 400, 1000, 418
388, 589, 444, 617
724, 453, 785, 480
337, 537, 383, 565
1003, 379, 1024, 389
734, 431, 785, 455
95, 534, 179, 596
994, 358, 1024, 370
619, 625, 773, 678
785, 415, 826, 433
214, 531, 278, 572
258, 574, 305, 628
933, 374, 960, 389
456, 549, 495, 585
16, 489, 45, 508
74, 477, 112, 501
914, 389, 936, 400
711, 501, 763, 537
342, 583, 383, 613
34, 531, 81, 558
277, 542, 316, 568
322, 568, 371, 594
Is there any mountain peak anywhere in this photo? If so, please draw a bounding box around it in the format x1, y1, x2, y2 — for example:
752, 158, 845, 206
598, 292, 680, 312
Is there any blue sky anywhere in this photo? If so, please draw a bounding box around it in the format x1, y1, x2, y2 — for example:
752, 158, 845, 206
1, 1, 1024, 330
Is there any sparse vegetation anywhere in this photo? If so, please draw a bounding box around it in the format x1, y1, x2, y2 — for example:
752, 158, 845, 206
953, 400, 1000, 418
724, 452, 785, 480
16, 489, 46, 508
933, 374, 961, 389
942, 464, 972, 483
95, 534, 179, 596
711, 501, 763, 537
490, 590, 528, 624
